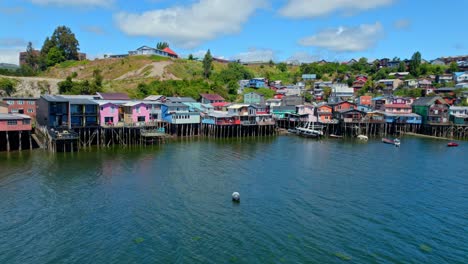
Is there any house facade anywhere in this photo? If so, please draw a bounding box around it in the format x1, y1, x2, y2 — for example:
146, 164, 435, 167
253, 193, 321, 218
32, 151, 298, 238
36, 95, 70, 128
316, 105, 334, 123
162, 103, 200, 124
244, 92, 265, 104
122, 102, 150, 124
200, 93, 225, 104
454, 72, 468, 83
98, 102, 120, 126
412, 96, 450, 124
384, 98, 413, 114
128, 46, 178, 58
1, 97, 37, 119
0, 114, 32, 131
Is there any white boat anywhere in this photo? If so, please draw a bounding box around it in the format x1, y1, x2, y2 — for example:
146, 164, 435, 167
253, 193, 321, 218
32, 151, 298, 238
295, 122, 324, 138
357, 135, 368, 140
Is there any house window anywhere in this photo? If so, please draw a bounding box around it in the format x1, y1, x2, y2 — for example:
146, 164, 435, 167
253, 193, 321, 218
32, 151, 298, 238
17, 101, 24, 105
111, 106, 115, 113
6, 100, 13, 105
23, 119, 30, 125
136, 107, 141, 114
101, 107, 104, 111
28, 101, 35, 105
7, 120, 17, 125
28, 109, 34, 113
11, 109, 18, 113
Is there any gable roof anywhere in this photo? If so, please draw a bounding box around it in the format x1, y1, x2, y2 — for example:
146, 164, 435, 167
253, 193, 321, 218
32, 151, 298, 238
97, 92, 130, 100
166, 96, 196, 103
200, 93, 225, 101
162, 47, 178, 56
412, 96, 448, 106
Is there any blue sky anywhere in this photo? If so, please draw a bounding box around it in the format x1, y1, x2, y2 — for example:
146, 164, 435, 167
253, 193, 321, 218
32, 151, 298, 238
0, 0, 467, 65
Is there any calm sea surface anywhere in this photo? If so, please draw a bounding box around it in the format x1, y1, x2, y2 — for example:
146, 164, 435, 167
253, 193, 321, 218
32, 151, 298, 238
0, 136, 467, 263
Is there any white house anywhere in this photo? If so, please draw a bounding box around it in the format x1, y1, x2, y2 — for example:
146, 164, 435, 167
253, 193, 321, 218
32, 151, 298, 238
454, 72, 468, 83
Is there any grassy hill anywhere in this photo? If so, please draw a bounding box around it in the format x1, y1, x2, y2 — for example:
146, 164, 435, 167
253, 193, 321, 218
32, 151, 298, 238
40, 56, 302, 98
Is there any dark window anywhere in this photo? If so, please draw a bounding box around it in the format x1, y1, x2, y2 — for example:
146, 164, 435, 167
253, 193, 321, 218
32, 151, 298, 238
7, 120, 17, 125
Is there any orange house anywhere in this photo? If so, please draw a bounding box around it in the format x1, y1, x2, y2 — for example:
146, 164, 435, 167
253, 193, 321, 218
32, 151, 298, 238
317, 105, 333, 123
332, 101, 357, 112
359, 96, 372, 106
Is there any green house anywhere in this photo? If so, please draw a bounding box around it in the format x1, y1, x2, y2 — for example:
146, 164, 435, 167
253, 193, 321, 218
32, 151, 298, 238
412, 96, 450, 124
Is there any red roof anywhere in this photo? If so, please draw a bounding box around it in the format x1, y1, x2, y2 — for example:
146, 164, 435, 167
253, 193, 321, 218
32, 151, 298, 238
97, 92, 130, 100
200, 93, 225, 101
211, 102, 230, 107
162, 47, 178, 57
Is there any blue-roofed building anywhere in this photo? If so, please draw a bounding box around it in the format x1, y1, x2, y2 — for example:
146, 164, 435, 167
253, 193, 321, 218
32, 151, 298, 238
248, 78, 267, 88
161, 102, 200, 124
453, 71, 468, 83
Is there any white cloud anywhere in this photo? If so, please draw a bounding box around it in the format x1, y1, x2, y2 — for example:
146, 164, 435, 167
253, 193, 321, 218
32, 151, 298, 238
286, 51, 320, 63
28, 0, 113, 7
231, 48, 275, 62
0, 49, 21, 65
394, 19, 411, 30
115, 0, 266, 48
279, 0, 393, 18
298, 22, 384, 52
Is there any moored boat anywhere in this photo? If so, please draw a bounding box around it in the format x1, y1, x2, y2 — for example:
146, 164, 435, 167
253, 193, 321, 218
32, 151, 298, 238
330, 134, 343, 139
447, 142, 459, 147
294, 122, 324, 138
357, 135, 368, 140
382, 138, 400, 147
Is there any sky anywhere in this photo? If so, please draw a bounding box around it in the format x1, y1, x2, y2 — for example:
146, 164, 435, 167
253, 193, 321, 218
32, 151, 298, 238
0, 0, 467, 65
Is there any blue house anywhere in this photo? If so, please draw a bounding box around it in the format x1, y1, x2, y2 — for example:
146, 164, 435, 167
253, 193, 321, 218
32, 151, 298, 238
248, 78, 267, 88
161, 102, 200, 124
384, 113, 422, 124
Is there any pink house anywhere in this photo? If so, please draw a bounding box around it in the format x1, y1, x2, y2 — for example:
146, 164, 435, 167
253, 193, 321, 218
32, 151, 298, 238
98, 102, 120, 126
296, 105, 317, 122
123, 102, 150, 124
384, 98, 413, 114
0, 114, 32, 131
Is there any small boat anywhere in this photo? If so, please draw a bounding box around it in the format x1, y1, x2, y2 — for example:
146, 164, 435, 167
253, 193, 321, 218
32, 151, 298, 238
357, 135, 368, 140
295, 122, 324, 138
382, 138, 400, 147
447, 142, 459, 147
330, 134, 343, 139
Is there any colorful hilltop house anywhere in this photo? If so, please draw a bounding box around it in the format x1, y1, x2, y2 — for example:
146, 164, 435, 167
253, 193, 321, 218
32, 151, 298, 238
357, 96, 372, 106
453, 71, 468, 83
412, 96, 450, 124
128, 46, 178, 58
244, 92, 265, 104
0, 113, 32, 132
1, 97, 37, 120
364, 111, 385, 123
122, 102, 150, 125
248, 78, 267, 88
286, 105, 317, 122
199, 93, 225, 104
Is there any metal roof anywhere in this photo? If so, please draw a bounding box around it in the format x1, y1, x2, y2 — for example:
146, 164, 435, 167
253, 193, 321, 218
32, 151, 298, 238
0, 113, 31, 120
166, 96, 196, 103
41, 95, 69, 102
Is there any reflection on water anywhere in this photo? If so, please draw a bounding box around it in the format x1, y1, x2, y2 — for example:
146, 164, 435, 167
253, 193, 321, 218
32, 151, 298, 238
0, 137, 467, 263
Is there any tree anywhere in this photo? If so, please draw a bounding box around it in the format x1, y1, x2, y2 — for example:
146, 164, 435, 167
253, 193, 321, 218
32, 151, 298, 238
268, 59, 274, 67
397, 61, 406, 72
25, 42, 39, 70
156, 42, 169, 50
203, 49, 213, 79
276, 62, 287, 72
92, 69, 103, 91
188, 54, 194, 60
50, 26, 80, 60
409, 51, 421, 77
0, 78, 16, 96
46, 47, 66, 67
448, 62, 459, 73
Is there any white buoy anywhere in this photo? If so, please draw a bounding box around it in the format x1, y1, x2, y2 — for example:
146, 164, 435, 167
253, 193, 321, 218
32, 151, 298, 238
232, 192, 240, 202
